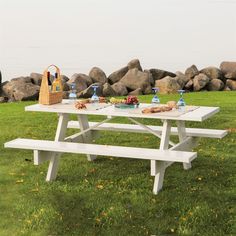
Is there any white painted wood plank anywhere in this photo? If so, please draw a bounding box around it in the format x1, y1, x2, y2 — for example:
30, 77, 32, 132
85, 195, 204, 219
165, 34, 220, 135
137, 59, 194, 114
46, 113, 69, 181
67, 121, 227, 139
4, 138, 197, 163
77, 114, 97, 161
177, 120, 191, 170
151, 120, 171, 176
25, 102, 220, 122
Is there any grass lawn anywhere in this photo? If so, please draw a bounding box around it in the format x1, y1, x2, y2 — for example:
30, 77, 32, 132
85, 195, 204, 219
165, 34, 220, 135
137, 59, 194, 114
0, 91, 236, 236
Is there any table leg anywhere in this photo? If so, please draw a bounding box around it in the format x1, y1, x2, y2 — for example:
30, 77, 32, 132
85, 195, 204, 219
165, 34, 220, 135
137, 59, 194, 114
152, 120, 171, 194
77, 114, 96, 161
177, 120, 192, 170
46, 113, 69, 181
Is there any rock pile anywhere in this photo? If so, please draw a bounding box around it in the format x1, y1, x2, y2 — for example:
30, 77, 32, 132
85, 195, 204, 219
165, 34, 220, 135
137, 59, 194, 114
0, 59, 235, 103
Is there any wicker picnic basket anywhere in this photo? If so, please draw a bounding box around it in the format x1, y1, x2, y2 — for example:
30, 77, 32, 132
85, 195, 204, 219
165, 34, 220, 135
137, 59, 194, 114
39, 65, 63, 105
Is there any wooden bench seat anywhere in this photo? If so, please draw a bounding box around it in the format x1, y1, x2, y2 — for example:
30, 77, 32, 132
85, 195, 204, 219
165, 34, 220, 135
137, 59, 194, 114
67, 121, 227, 139
4, 138, 197, 194
4, 138, 196, 163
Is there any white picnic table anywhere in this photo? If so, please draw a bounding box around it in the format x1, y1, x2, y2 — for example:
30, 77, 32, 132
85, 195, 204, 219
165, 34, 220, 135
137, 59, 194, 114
5, 101, 227, 194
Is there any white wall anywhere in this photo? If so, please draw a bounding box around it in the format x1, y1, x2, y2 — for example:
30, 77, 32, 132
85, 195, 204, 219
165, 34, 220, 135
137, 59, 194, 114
0, 0, 236, 81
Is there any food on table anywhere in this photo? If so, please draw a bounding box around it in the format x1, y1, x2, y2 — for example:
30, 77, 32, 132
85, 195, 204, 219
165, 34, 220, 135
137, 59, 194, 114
167, 101, 177, 109
99, 97, 108, 103
110, 96, 139, 105
142, 106, 172, 114
75, 101, 87, 109
125, 96, 139, 105
110, 97, 126, 104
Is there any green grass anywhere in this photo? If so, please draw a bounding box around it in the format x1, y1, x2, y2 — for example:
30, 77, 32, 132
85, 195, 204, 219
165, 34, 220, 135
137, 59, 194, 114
0, 91, 235, 236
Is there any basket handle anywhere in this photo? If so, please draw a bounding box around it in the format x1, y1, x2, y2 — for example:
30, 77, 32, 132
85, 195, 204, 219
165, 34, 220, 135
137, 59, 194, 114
42, 64, 62, 90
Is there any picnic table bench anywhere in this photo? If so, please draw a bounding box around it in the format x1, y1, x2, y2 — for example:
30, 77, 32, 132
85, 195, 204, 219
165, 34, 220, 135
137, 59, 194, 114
4, 101, 227, 194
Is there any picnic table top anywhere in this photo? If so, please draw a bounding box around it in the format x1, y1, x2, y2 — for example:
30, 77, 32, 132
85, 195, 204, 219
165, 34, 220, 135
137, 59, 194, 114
25, 100, 220, 122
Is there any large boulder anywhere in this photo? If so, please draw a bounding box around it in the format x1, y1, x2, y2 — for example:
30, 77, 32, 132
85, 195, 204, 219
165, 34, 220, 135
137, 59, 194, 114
175, 71, 190, 88
207, 79, 224, 91
0, 71, 2, 89
220, 61, 236, 80
185, 65, 199, 79
226, 79, 236, 90
128, 88, 143, 95
102, 83, 117, 97
68, 74, 89, 93
77, 83, 103, 98
184, 79, 193, 90
2, 78, 40, 101
108, 66, 128, 84
155, 76, 181, 94
111, 82, 128, 96
60, 75, 69, 84
127, 59, 142, 71
0, 96, 8, 103
70, 73, 92, 86
119, 68, 152, 94
149, 69, 175, 81
200, 67, 223, 81
89, 67, 107, 84
30, 72, 43, 85
143, 70, 154, 86
30, 72, 55, 86
0, 71, 2, 96
193, 73, 210, 91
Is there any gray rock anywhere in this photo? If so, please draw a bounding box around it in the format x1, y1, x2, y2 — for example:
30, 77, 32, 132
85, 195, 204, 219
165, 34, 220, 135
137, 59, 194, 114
11, 76, 33, 83
108, 66, 129, 84
185, 65, 199, 79
63, 91, 70, 99
89, 67, 107, 84
2, 79, 40, 101
144, 70, 154, 86
60, 75, 69, 83
68, 74, 88, 93
0, 70, 2, 91
119, 68, 152, 94
200, 67, 223, 81
62, 83, 70, 91
0, 96, 8, 103
184, 79, 193, 90
220, 61, 236, 79
70, 73, 93, 86
175, 71, 190, 88
78, 83, 103, 98
224, 86, 231, 91
111, 82, 128, 96
207, 79, 224, 91
155, 76, 181, 94
102, 83, 117, 97
30, 72, 55, 86
30, 73, 43, 85
149, 69, 176, 81
127, 59, 142, 71
128, 88, 143, 95
193, 73, 210, 91
226, 79, 236, 90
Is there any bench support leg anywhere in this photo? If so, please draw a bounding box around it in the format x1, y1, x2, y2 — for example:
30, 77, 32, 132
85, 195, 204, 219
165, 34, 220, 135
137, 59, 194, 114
153, 162, 166, 194
177, 121, 191, 170
46, 113, 69, 181
77, 114, 96, 161
151, 120, 171, 176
